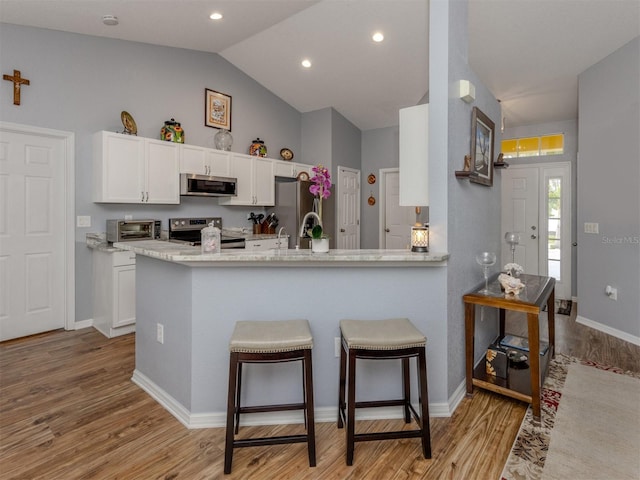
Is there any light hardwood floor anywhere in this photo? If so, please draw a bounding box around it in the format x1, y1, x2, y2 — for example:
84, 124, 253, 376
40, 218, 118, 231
1, 308, 638, 479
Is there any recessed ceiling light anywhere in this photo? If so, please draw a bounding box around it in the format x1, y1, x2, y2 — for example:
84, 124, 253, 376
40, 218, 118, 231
209, 12, 223, 20
102, 15, 119, 26
301, 59, 312, 68
372, 32, 384, 42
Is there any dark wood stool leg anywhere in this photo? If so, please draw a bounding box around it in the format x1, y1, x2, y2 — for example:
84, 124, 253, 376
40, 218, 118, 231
402, 357, 411, 423
346, 347, 357, 466
234, 362, 242, 434
224, 352, 239, 474
417, 348, 431, 459
337, 335, 347, 429
304, 350, 317, 466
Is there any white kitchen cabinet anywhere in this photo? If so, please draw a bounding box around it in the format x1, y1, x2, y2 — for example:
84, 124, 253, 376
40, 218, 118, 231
93, 131, 180, 204
92, 250, 136, 338
180, 144, 231, 177
273, 160, 311, 179
219, 153, 275, 206
244, 237, 288, 251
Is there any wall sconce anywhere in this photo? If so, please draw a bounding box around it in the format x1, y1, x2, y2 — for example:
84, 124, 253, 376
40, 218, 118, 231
458, 80, 475, 103
410, 207, 429, 252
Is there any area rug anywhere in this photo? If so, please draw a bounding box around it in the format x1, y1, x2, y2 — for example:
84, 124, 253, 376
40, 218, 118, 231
500, 354, 640, 480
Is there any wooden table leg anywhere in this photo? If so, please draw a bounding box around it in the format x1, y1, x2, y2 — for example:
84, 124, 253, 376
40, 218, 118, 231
465, 302, 475, 396
547, 288, 556, 358
527, 312, 541, 421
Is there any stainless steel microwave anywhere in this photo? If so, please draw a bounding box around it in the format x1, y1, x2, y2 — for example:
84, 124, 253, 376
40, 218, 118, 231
106, 219, 161, 243
180, 174, 237, 197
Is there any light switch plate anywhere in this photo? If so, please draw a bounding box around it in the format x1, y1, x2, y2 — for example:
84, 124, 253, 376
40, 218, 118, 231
584, 222, 599, 234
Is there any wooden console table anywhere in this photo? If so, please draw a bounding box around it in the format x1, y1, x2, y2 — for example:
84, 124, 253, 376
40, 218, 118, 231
463, 273, 555, 420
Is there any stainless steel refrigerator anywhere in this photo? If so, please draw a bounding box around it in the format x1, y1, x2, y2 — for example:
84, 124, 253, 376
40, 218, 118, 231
271, 177, 335, 249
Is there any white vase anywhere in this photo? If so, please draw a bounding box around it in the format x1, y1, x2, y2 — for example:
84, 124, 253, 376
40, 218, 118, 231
311, 237, 329, 253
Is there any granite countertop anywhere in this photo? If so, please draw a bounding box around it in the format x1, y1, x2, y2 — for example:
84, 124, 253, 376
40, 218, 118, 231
86, 233, 123, 252
112, 240, 449, 267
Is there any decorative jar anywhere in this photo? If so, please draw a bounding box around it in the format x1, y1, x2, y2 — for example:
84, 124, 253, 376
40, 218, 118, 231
214, 129, 233, 151
160, 118, 184, 143
201, 222, 221, 254
249, 138, 267, 157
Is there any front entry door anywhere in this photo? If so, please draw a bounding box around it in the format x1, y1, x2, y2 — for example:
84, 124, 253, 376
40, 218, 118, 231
0, 125, 72, 340
502, 162, 572, 299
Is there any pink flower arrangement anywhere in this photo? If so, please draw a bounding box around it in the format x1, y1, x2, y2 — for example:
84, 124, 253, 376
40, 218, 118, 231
309, 164, 332, 200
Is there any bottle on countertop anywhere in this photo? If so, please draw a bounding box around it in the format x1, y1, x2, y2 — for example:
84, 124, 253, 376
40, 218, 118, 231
201, 222, 221, 254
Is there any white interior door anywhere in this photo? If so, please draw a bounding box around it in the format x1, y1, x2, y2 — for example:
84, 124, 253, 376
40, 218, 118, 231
502, 163, 572, 299
336, 166, 360, 249
0, 124, 74, 341
380, 169, 414, 249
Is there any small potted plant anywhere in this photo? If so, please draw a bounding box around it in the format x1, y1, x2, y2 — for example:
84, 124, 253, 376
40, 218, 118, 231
311, 225, 329, 253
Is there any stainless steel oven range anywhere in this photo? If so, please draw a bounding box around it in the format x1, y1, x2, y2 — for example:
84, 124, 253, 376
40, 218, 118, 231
168, 217, 245, 249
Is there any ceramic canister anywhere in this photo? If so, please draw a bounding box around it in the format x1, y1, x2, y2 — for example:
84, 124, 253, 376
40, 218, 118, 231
249, 138, 267, 157
160, 118, 185, 143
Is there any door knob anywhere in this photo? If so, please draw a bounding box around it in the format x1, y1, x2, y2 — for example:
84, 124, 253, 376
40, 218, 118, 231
385, 228, 390, 232
340, 228, 345, 232
531, 234, 537, 239
531, 226, 537, 230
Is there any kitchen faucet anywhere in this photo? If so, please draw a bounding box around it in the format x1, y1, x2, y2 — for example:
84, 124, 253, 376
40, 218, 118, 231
299, 212, 322, 249
277, 227, 287, 249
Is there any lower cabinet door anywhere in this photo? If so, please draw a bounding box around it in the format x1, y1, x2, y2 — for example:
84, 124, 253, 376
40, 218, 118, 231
113, 265, 136, 327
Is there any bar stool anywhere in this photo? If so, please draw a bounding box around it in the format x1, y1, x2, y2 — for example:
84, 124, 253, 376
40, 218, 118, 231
224, 319, 316, 474
337, 318, 431, 466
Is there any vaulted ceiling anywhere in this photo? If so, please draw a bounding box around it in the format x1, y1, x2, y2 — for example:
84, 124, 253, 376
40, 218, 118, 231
1, 0, 638, 131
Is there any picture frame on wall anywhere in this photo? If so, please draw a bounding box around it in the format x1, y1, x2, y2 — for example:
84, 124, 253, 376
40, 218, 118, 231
205, 88, 232, 131
470, 106, 495, 186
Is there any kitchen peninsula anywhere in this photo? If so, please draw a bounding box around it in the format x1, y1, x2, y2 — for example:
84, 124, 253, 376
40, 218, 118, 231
115, 240, 449, 428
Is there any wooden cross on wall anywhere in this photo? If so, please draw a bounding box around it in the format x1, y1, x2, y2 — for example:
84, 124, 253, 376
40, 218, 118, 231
3, 70, 30, 105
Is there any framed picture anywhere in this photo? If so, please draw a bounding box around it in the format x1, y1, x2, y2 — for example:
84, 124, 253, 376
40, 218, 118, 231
205, 88, 232, 130
470, 106, 495, 186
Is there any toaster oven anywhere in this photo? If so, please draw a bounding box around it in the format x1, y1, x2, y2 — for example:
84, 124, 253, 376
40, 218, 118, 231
106, 219, 161, 243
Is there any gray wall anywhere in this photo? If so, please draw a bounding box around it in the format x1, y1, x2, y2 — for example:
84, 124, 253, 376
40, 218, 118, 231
360, 126, 400, 249
432, 0, 503, 396
577, 37, 640, 339
503, 119, 578, 297
0, 23, 305, 322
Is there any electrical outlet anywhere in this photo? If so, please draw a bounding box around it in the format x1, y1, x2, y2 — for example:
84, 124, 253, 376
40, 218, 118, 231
605, 286, 618, 301
76, 215, 91, 228
334, 337, 341, 357
157, 323, 164, 344
124, 214, 133, 220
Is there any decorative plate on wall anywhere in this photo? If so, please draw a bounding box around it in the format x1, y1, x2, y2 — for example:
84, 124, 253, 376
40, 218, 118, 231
280, 148, 294, 161
367, 174, 376, 184
120, 111, 137, 135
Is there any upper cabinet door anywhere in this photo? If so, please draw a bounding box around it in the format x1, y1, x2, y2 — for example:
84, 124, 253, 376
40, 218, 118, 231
144, 139, 180, 204
180, 144, 207, 175
254, 157, 274, 205
93, 131, 145, 203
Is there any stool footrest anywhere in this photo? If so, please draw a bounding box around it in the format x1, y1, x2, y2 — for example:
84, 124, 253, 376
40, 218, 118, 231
355, 399, 407, 409
354, 430, 424, 443
239, 403, 305, 414
233, 434, 310, 448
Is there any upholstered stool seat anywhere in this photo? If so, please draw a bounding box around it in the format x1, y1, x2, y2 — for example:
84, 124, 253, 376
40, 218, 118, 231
338, 318, 431, 465
224, 319, 316, 474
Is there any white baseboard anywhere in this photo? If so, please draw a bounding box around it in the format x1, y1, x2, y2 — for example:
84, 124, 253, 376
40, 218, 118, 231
73, 318, 93, 330
576, 315, 640, 346
131, 369, 457, 430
